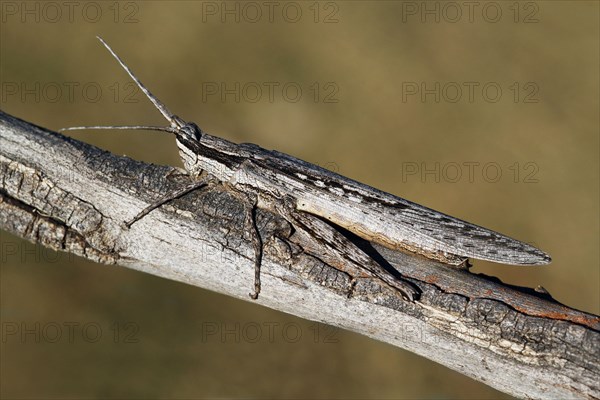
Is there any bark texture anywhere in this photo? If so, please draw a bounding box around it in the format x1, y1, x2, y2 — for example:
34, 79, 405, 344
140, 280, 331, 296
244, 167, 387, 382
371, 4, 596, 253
1, 110, 598, 399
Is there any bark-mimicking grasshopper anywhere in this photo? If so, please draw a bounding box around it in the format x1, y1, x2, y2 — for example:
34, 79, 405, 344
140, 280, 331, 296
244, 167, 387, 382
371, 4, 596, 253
63, 37, 551, 301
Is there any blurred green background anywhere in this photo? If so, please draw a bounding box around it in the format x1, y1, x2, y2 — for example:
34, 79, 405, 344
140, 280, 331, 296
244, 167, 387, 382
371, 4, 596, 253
1, 1, 598, 398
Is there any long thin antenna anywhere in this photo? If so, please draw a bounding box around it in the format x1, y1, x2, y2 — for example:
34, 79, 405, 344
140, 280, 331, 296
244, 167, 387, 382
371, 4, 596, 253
95, 36, 182, 128
60, 125, 178, 133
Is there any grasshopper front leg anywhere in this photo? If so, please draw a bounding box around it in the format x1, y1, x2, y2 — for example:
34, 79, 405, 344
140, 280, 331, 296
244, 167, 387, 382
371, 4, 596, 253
125, 175, 210, 228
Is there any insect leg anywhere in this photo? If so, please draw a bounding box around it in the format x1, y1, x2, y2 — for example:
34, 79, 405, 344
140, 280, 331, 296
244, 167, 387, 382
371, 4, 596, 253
225, 188, 263, 299
125, 176, 209, 228
247, 201, 263, 300
275, 196, 419, 301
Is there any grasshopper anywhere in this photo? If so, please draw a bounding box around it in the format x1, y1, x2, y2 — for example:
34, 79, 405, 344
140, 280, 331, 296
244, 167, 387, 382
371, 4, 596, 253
63, 37, 551, 301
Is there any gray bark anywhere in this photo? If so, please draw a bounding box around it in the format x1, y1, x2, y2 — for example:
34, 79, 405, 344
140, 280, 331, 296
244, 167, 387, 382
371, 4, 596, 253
1, 110, 598, 399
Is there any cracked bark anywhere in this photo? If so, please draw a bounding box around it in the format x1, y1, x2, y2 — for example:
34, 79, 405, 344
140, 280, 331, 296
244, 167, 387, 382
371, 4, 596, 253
1, 110, 598, 399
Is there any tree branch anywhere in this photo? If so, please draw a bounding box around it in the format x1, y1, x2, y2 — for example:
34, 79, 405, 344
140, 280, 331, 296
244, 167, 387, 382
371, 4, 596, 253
1, 110, 598, 399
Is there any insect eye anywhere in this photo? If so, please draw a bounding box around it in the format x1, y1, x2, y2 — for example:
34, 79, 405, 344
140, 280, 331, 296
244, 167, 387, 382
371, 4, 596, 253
181, 123, 202, 141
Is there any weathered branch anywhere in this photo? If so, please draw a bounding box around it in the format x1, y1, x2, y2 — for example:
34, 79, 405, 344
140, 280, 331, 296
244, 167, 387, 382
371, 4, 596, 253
1, 110, 598, 399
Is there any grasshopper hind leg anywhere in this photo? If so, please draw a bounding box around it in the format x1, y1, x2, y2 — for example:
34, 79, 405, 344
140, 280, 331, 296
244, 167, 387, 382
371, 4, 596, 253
275, 196, 419, 301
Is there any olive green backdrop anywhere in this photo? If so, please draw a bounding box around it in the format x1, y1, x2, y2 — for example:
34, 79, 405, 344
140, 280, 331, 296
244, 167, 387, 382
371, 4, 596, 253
1, 1, 598, 398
